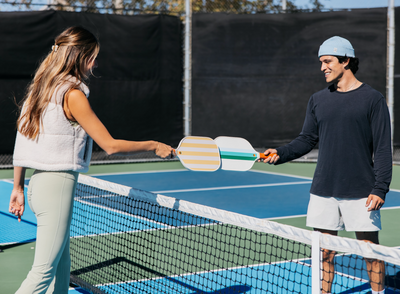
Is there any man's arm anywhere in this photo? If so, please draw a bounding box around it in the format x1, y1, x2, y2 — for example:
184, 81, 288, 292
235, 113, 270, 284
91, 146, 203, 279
369, 96, 392, 207
263, 96, 319, 165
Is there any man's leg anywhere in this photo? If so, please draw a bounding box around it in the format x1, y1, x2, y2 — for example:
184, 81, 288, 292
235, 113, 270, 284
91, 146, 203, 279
315, 229, 338, 294
356, 231, 385, 292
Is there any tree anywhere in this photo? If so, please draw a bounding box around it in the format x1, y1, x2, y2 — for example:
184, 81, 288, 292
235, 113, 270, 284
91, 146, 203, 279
2, 0, 324, 14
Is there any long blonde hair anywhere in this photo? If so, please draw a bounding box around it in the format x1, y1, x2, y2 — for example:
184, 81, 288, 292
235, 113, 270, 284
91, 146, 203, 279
17, 26, 100, 139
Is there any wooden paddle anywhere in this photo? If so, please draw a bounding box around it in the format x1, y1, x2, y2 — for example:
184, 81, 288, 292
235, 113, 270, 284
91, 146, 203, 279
174, 136, 221, 172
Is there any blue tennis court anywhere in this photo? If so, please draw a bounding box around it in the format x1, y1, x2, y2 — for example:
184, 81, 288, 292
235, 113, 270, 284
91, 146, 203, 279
91, 169, 400, 219
1, 168, 400, 293
91, 169, 313, 219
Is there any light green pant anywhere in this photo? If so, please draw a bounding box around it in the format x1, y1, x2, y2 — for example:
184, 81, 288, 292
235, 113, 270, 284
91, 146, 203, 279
16, 170, 78, 294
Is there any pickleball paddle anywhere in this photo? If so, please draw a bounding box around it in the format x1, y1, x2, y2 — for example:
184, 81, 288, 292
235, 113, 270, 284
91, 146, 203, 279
175, 136, 221, 171
214, 136, 274, 171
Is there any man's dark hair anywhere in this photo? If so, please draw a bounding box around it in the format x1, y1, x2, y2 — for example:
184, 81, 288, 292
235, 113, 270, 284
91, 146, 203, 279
337, 56, 359, 74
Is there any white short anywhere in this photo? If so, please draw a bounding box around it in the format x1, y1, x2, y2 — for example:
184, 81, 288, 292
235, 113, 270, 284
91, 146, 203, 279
306, 194, 381, 232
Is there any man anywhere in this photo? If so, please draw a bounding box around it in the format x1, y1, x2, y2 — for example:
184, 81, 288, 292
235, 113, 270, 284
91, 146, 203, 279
262, 36, 392, 294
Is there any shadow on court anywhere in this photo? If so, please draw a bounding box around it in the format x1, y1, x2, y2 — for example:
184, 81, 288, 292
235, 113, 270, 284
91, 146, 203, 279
71, 256, 252, 293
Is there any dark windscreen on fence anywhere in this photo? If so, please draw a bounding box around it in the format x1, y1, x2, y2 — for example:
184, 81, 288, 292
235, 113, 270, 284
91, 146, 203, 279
191, 9, 387, 148
2, 8, 400, 166
0, 11, 183, 156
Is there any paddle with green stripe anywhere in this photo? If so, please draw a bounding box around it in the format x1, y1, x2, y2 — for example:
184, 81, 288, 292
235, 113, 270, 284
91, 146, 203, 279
214, 136, 274, 171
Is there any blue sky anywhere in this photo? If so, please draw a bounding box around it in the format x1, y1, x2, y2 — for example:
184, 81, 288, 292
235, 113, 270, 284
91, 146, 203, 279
293, 0, 399, 9
0, 0, 399, 12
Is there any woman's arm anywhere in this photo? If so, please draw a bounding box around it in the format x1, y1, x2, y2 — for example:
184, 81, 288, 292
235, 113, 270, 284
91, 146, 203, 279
64, 89, 172, 158
9, 166, 26, 222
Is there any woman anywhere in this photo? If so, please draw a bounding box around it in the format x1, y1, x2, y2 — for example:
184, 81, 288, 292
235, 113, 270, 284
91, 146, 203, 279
9, 26, 172, 294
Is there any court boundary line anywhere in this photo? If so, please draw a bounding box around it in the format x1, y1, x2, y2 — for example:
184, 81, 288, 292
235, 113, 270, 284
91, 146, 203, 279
87, 169, 187, 177
151, 181, 312, 194
250, 169, 313, 180
266, 214, 307, 220
266, 206, 400, 221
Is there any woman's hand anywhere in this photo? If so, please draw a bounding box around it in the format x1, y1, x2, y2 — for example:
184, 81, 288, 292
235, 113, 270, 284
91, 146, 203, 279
9, 188, 25, 222
10, 166, 26, 222
155, 142, 173, 158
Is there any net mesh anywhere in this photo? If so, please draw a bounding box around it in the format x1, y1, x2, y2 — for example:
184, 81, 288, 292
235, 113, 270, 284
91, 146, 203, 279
70, 175, 400, 293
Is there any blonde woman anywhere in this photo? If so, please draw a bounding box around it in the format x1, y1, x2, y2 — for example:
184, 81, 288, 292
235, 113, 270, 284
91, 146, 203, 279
9, 26, 172, 294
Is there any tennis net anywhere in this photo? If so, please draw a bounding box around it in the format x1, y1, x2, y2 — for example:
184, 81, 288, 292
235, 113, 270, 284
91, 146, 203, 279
70, 174, 400, 294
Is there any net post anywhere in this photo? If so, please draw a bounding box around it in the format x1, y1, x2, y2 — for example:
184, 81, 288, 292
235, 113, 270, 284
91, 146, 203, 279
311, 231, 322, 294
387, 0, 395, 145
183, 0, 192, 137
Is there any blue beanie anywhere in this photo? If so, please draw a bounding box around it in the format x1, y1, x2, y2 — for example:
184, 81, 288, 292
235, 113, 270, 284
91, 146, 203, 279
318, 36, 355, 58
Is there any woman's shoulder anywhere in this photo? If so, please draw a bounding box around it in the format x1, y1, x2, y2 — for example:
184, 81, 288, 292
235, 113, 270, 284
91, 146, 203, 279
63, 75, 90, 97
52, 76, 90, 103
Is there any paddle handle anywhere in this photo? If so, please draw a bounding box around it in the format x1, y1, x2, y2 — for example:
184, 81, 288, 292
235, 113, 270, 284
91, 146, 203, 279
259, 153, 276, 159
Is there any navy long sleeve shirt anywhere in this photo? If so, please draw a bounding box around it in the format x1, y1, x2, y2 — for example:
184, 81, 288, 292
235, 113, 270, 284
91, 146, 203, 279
276, 84, 392, 200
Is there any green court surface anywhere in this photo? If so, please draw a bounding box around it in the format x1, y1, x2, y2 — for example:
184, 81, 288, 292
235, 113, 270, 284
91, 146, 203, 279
1, 161, 399, 294
0, 242, 35, 293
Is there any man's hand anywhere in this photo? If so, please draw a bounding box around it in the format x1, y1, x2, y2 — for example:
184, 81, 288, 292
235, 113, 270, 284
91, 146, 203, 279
260, 149, 280, 164
365, 194, 384, 211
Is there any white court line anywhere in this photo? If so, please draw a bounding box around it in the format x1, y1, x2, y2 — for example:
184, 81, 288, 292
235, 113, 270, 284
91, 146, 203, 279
249, 169, 314, 180
265, 206, 400, 221
380, 205, 400, 210
151, 181, 312, 194
265, 214, 308, 220
86, 169, 187, 177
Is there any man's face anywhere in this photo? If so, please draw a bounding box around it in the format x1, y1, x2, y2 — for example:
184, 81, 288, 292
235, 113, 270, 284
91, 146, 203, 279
319, 55, 348, 83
